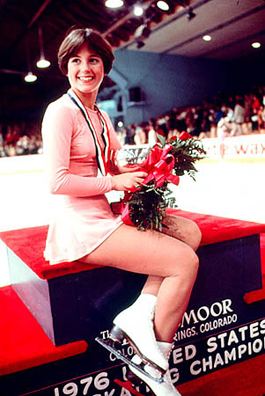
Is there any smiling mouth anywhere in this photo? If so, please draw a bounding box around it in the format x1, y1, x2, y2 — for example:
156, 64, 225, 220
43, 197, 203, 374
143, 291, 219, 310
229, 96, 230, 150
78, 76, 93, 81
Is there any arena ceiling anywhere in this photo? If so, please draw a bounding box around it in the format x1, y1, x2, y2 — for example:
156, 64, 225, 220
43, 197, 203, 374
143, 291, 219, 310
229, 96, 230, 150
0, 0, 265, 121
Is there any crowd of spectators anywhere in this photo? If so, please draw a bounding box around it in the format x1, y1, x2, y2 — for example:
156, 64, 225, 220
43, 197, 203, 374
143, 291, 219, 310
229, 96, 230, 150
119, 86, 265, 145
1, 86, 265, 157
0, 122, 43, 157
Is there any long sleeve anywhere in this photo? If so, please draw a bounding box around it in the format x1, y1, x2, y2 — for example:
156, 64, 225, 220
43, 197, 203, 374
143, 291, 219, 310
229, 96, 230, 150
42, 102, 113, 197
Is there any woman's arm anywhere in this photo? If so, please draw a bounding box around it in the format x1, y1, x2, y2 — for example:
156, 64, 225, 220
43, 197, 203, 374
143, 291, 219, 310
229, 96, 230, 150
42, 104, 146, 195
42, 104, 113, 196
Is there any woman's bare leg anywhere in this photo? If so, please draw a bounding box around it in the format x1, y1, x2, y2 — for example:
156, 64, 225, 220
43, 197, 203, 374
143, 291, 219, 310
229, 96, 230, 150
80, 222, 199, 342
142, 215, 201, 292
142, 215, 201, 339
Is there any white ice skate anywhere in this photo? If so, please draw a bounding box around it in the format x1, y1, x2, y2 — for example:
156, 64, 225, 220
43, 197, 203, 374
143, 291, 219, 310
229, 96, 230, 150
96, 294, 168, 382
111, 294, 168, 375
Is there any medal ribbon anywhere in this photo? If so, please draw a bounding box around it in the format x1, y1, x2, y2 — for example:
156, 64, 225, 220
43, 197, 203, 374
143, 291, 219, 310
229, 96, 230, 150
67, 89, 110, 175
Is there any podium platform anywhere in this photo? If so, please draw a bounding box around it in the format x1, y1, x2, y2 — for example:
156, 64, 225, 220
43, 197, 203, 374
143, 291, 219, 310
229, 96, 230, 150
1, 209, 265, 395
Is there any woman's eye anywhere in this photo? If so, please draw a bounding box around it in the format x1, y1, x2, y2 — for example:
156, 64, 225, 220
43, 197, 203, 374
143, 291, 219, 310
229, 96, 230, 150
71, 58, 80, 64
90, 58, 100, 64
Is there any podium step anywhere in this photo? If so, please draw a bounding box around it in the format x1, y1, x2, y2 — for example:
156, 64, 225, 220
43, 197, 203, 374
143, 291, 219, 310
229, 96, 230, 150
0, 285, 87, 375
1, 210, 265, 387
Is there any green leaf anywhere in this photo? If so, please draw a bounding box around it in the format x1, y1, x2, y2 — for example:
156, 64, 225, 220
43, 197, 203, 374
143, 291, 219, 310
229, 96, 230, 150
157, 134, 166, 147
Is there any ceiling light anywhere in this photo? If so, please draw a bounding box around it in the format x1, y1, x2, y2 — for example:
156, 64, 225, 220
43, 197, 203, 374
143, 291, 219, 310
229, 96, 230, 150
133, 5, 144, 16
24, 72, 37, 83
156, 1, 169, 11
36, 26, 50, 69
105, 0, 124, 8
36, 57, 51, 68
251, 41, 261, 49
203, 35, 212, 42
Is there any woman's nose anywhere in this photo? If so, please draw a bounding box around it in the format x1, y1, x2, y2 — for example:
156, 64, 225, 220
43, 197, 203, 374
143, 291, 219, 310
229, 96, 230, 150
81, 60, 91, 71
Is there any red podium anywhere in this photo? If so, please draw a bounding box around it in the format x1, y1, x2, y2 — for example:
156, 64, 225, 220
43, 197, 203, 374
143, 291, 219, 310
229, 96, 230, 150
1, 209, 265, 395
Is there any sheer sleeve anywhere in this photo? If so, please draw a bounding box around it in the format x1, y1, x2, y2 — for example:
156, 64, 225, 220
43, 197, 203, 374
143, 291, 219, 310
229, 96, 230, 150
42, 103, 113, 196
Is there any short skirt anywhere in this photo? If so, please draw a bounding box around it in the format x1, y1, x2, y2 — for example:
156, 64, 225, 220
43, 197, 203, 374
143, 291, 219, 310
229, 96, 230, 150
44, 194, 123, 264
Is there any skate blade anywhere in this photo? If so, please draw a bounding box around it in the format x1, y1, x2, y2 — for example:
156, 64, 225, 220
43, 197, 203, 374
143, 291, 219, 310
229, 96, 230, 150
110, 325, 167, 377
95, 337, 164, 384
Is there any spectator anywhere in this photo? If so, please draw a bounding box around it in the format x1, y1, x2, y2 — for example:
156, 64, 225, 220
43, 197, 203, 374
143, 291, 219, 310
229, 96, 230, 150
231, 97, 245, 136
217, 111, 233, 139
2, 84, 265, 156
134, 125, 146, 145
124, 124, 136, 145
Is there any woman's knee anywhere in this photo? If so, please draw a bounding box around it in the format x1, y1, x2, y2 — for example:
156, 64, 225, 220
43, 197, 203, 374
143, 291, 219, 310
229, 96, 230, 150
169, 244, 199, 278
179, 251, 199, 294
191, 250, 199, 279
166, 249, 199, 299
185, 248, 199, 280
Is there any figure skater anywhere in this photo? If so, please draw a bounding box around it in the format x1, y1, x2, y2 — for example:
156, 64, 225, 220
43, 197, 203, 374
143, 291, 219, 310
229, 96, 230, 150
42, 28, 201, 395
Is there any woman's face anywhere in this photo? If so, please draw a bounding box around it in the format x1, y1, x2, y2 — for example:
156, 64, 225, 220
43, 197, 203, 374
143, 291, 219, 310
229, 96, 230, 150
67, 43, 104, 99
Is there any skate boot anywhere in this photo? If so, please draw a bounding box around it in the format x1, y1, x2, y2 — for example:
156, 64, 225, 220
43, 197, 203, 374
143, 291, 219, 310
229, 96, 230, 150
129, 341, 181, 396
110, 293, 168, 375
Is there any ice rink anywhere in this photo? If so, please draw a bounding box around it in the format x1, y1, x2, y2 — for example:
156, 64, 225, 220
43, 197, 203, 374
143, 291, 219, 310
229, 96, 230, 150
1, 152, 264, 286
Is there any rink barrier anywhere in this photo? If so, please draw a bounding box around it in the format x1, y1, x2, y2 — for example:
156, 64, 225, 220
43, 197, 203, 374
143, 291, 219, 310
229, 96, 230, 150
1, 209, 265, 395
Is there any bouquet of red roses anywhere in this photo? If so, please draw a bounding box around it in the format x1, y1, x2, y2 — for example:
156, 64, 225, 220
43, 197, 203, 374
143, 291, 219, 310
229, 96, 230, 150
118, 132, 206, 231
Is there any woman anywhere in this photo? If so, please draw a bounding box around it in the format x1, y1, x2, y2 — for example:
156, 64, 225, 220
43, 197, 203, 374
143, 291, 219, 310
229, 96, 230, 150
42, 28, 201, 395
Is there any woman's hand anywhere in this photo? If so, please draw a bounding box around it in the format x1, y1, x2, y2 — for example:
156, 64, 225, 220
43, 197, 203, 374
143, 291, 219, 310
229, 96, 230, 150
111, 171, 147, 191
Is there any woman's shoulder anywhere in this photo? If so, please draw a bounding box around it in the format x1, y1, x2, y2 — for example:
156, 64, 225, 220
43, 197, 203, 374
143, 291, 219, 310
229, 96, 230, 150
42, 94, 81, 128
43, 94, 81, 124
46, 94, 78, 113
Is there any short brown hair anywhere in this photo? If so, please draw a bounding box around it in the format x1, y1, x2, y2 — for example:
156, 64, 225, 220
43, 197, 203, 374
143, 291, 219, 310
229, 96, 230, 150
58, 28, 114, 75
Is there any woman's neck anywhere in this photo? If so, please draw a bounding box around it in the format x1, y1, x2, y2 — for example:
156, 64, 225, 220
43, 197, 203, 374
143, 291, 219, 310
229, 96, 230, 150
71, 89, 97, 110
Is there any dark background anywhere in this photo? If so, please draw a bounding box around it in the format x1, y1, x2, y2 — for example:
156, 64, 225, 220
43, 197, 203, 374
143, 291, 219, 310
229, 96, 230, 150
0, 0, 264, 122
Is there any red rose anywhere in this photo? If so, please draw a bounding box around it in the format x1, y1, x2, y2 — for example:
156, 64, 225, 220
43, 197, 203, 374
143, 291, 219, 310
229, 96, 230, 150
179, 131, 192, 141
